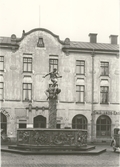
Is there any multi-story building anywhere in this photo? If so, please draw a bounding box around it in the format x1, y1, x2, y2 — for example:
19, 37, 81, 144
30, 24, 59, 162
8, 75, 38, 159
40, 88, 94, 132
0, 28, 119, 143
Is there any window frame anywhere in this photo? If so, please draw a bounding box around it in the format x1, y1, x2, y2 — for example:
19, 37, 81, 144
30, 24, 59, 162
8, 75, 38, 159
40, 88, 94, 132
76, 60, 85, 75
0, 56, 4, 71
23, 57, 32, 73
0, 82, 4, 100
49, 59, 58, 72
76, 85, 85, 103
100, 86, 109, 104
23, 83, 32, 101
100, 61, 109, 76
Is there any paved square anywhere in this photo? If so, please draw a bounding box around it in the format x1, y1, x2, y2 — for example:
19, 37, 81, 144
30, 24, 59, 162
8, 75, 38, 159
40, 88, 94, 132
1, 145, 120, 167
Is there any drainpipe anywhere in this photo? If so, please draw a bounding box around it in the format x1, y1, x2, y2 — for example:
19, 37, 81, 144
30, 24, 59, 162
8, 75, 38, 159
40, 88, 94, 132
91, 49, 95, 142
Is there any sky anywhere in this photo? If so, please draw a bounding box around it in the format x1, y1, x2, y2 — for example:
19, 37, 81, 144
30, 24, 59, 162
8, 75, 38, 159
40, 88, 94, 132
0, 0, 119, 43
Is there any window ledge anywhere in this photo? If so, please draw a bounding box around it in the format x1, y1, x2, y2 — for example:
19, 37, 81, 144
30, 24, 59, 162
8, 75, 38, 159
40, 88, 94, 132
100, 103, 109, 105
23, 71, 33, 73
35, 47, 46, 50
76, 74, 85, 76
23, 100, 32, 102
0, 70, 5, 73
76, 102, 85, 104
100, 75, 110, 78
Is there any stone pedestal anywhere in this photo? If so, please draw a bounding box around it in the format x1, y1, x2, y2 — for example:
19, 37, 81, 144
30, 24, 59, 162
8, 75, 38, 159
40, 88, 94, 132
48, 99, 57, 128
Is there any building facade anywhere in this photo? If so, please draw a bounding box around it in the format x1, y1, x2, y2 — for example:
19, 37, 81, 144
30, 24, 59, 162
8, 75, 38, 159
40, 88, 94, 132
0, 28, 119, 143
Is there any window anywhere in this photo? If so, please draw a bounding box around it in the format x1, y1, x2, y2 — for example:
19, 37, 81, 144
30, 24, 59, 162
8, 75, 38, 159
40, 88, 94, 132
23, 83, 32, 101
49, 59, 58, 72
100, 86, 109, 104
72, 114, 87, 129
96, 115, 111, 137
18, 120, 27, 128
33, 115, 46, 128
37, 38, 44, 47
76, 60, 85, 75
23, 57, 32, 72
56, 124, 61, 129
19, 123, 26, 128
0, 56, 4, 71
76, 85, 85, 103
0, 113, 7, 134
0, 82, 3, 100
101, 62, 109, 76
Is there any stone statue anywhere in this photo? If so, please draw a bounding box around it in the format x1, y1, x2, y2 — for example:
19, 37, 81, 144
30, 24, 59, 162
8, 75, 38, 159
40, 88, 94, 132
43, 68, 62, 100
45, 84, 61, 100
43, 68, 62, 87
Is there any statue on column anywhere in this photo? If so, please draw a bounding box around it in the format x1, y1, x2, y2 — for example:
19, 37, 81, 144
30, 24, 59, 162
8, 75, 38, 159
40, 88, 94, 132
43, 68, 62, 100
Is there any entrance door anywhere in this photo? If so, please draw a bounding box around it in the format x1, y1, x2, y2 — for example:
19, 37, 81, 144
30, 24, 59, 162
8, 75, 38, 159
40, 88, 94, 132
0, 113, 7, 134
33, 115, 46, 128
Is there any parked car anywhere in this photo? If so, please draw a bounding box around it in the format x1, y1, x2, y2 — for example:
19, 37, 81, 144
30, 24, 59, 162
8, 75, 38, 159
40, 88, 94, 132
111, 127, 120, 152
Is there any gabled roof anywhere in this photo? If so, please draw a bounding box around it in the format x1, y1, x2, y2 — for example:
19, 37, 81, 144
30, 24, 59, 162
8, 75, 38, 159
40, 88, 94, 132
0, 28, 119, 52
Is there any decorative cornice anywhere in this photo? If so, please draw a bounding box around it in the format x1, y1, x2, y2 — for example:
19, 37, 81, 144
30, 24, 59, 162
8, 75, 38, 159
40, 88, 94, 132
17, 28, 64, 45
62, 47, 119, 55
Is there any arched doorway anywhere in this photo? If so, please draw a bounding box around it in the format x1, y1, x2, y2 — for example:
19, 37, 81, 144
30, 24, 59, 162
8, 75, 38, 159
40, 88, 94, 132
96, 115, 111, 137
33, 115, 46, 128
72, 114, 87, 129
0, 113, 7, 134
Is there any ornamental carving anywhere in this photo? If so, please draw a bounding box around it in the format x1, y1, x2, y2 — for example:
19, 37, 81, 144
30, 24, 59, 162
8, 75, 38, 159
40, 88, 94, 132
17, 129, 87, 147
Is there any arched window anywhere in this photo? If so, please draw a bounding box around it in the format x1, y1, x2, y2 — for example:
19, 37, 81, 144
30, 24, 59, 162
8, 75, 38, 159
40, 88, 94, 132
33, 115, 46, 128
72, 114, 87, 129
96, 115, 111, 137
0, 113, 7, 134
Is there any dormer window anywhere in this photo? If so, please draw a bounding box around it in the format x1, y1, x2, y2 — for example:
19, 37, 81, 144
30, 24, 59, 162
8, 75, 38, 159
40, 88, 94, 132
37, 38, 44, 47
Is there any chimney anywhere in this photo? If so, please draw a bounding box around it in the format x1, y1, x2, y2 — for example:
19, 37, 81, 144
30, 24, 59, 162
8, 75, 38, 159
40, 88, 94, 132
109, 35, 118, 44
89, 33, 97, 43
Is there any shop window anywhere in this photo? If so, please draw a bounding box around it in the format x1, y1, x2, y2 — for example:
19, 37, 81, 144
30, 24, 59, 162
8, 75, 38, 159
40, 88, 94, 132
23, 83, 32, 101
49, 59, 58, 72
101, 62, 109, 76
0, 56, 4, 71
76, 85, 85, 103
96, 115, 111, 137
23, 57, 32, 72
72, 114, 87, 129
76, 60, 85, 75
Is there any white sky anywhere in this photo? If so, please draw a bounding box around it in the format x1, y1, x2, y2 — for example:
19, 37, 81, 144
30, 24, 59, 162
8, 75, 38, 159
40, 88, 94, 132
0, 0, 119, 43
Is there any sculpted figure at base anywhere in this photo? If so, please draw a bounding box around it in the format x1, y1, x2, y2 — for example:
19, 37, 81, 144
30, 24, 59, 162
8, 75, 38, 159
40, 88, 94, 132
45, 84, 61, 100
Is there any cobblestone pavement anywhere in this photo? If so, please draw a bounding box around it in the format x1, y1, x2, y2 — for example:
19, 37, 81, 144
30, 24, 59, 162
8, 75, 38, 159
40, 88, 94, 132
1, 145, 120, 167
